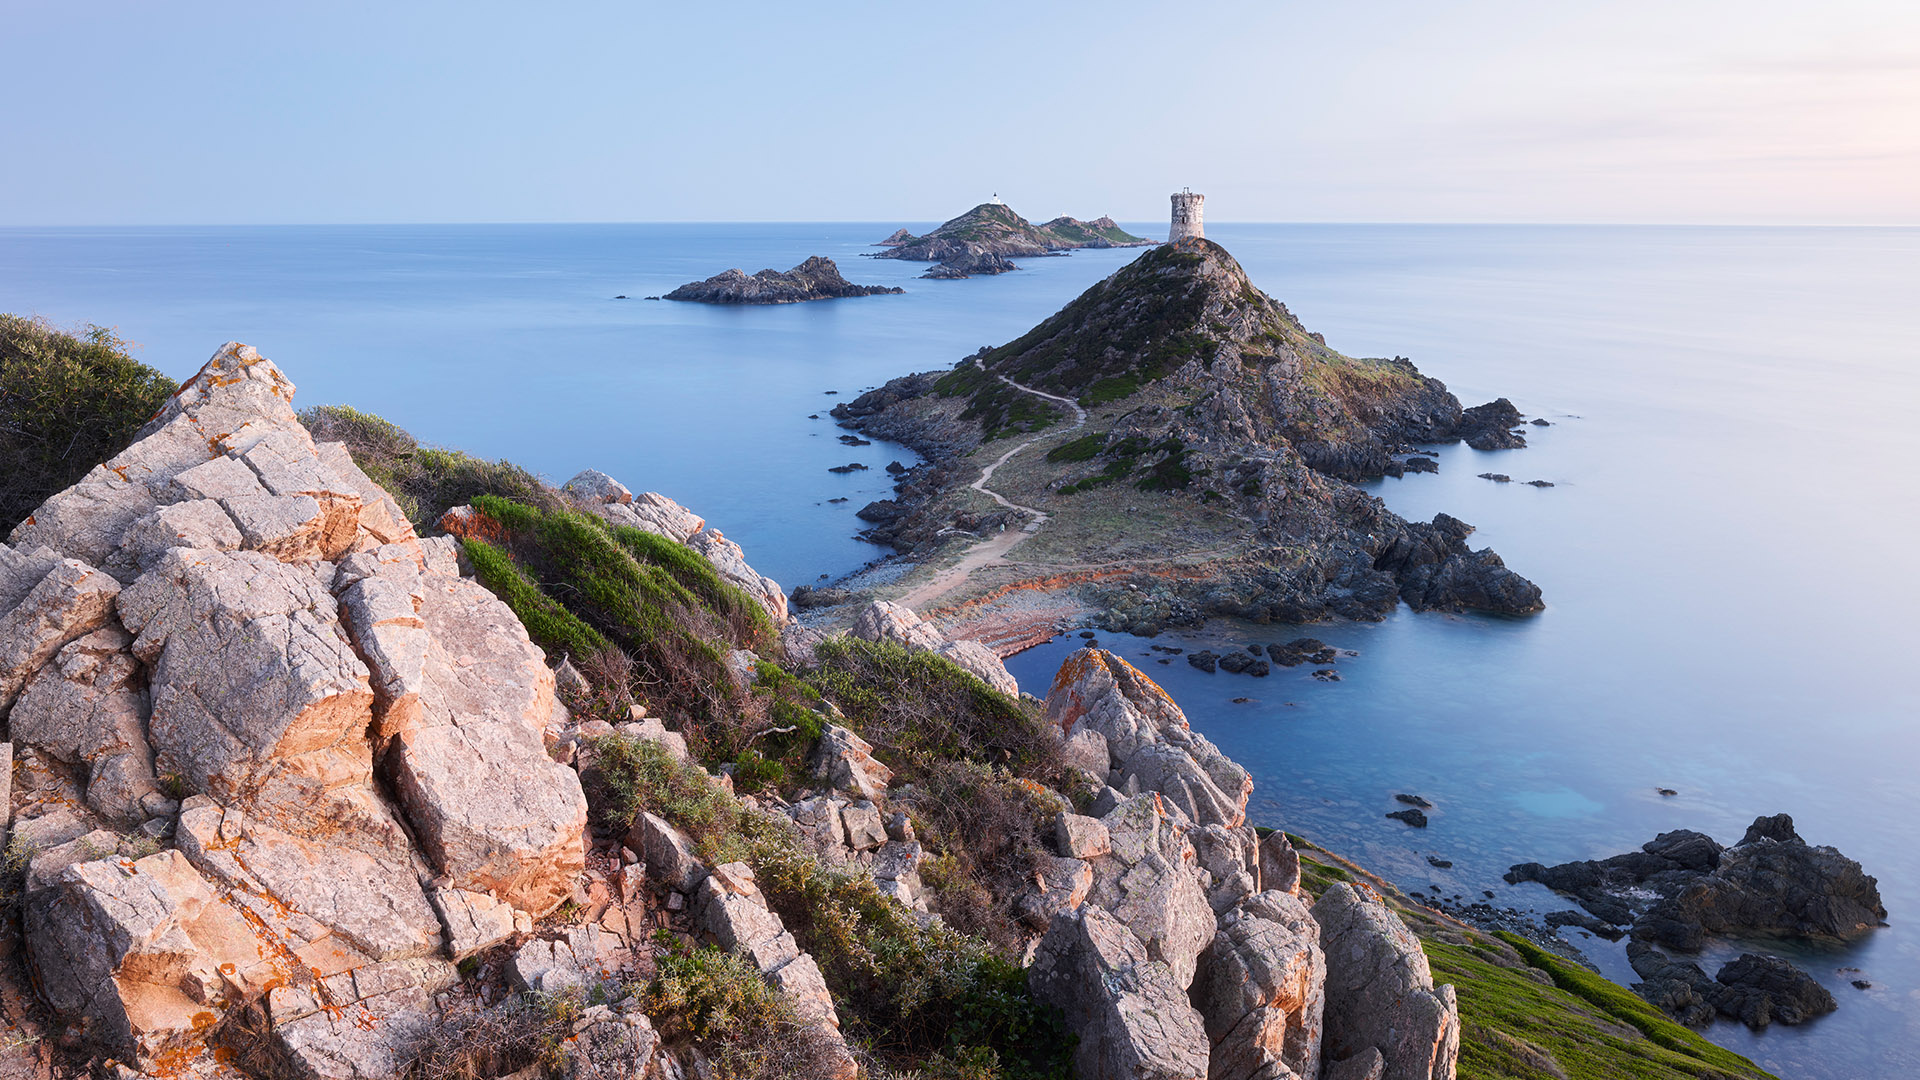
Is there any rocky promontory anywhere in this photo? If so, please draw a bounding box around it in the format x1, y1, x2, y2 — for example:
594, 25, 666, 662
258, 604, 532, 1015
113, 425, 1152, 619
829, 237, 1542, 647
664, 255, 902, 304
875, 202, 1151, 264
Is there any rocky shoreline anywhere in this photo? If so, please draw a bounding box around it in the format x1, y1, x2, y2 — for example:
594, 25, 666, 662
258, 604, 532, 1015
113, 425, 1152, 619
1507, 815, 1884, 1030
664, 255, 902, 304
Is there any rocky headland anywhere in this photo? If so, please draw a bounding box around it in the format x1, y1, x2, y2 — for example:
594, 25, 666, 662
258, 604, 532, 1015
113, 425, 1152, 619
664, 256, 902, 304
874, 203, 1152, 277
0, 330, 1776, 1080
826, 237, 1542, 651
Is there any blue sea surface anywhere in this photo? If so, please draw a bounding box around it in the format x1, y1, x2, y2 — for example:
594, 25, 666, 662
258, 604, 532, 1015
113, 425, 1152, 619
5, 222, 1918, 1077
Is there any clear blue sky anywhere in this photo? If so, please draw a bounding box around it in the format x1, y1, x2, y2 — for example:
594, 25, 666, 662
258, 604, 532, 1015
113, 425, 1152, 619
6, 0, 1916, 224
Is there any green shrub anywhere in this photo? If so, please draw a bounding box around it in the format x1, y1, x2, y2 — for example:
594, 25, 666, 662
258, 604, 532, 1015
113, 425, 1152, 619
0, 316, 177, 534
461, 495, 775, 748
804, 637, 1062, 783
644, 946, 843, 1080
462, 537, 611, 662
1044, 434, 1105, 464
750, 839, 1072, 1078
586, 734, 756, 864
300, 404, 564, 528
902, 761, 1064, 949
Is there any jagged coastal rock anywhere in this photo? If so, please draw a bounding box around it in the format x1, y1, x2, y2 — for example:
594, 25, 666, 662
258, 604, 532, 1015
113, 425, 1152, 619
1508, 813, 1883, 1028
832, 236, 1542, 645
923, 249, 1020, 278
664, 255, 903, 304
875, 202, 1152, 263
5, 344, 588, 1071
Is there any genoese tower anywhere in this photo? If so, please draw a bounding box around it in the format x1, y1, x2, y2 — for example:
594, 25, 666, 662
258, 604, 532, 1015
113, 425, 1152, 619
1169, 188, 1205, 242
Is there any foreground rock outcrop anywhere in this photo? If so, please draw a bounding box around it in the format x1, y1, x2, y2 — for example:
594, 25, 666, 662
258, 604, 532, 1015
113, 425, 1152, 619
664, 256, 902, 304
0, 346, 583, 1073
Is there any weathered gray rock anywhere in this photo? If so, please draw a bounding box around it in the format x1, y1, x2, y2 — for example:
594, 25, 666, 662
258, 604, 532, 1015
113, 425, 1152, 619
847, 600, 1019, 695
7, 625, 156, 824
1314, 883, 1459, 1080
1025, 855, 1094, 926
429, 887, 520, 961
26, 850, 275, 1064
175, 802, 442, 963
1056, 812, 1113, 860
115, 499, 242, 572
1260, 831, 1302, 895
564, 469, 634, 506
221, 492, 327, 562
634, 812, 707, 892
851, 598, 942, 650
116, 547, 375, 809
871, 840, 927, 909
1326, 1048, 1386, 1080
1087, 794, 1216, 989
1191, 890, 1325, 1080
0, 546, 121, 716
934, 638, 1021, 698
1048, 649, 1251, 829
1029, 905, 1210, 1080
337, 569, 430, 735
386, 569, 587, 916
841, 799, 887, 851
232, 429, 364, 560
811, 724, 893, 801
267, 980, 440, 1080
600, 490, 706, 544
1192, 823, 1261, 915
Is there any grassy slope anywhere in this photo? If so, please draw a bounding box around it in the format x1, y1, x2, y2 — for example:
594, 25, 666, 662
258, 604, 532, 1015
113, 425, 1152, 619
1292, 841, 1774, 1080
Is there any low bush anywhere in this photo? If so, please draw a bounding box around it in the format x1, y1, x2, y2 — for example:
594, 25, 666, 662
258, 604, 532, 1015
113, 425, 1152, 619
750, 840, 1073, 1078
903, 761, 1063, 950
644, 945, 844, 1080
459, 495, 779, 752
403, 990, 584, 1080
804, 637, 1062, 784
0, 316, 177, 534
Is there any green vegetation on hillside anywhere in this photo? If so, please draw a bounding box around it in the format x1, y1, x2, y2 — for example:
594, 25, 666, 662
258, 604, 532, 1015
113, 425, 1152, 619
0, 315, 177, 535
976, 244, 1218, 407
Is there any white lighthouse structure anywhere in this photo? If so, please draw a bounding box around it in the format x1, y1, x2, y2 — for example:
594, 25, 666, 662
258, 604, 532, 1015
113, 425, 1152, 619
1169, 189, 1205, 243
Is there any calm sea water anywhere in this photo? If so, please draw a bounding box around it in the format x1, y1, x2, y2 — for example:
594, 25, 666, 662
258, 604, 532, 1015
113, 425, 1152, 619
5, 223, 1917, 1077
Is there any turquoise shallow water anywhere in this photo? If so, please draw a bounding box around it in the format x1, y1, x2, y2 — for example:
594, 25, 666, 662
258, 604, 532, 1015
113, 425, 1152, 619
6, 222, 1918, 1076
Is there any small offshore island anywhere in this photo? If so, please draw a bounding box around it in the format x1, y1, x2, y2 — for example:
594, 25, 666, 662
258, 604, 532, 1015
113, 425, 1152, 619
664, 255, 902, 304
875, 201, 1153, 278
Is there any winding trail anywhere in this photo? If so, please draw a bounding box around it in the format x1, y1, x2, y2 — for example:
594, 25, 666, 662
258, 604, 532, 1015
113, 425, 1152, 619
898, 377, 1085, 613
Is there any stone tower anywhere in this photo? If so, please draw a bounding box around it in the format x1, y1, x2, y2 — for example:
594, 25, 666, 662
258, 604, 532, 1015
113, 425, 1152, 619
1169, 189, 1205, 242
